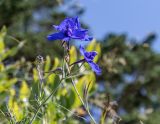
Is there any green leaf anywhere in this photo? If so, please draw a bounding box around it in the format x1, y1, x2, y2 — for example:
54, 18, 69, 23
8, 97, 24, 122
44, 55, 51, 72
19, 81, 30, 100
33, 68, 38, 82
52, 57, 60, 69
69, 46, 77, 65
0, 78, 17, 92
0, 26, 6, 53
71, 72, 96, 108
0, 41, 25, 61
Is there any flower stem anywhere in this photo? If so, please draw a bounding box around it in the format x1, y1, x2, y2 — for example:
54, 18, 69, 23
69, 59, 85, 66
65, 62, 97, 124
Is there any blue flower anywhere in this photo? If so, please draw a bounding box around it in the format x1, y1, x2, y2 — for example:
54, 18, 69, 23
47, 17, 93, 42
79, 46, 101, 75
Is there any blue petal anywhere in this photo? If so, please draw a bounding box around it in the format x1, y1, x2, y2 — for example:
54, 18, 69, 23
84, 35, 93, 41
53, 25, 59, 31
88, 62, 102, 75
90, 51, 97, 57
54, 18, 70, 32
53, 17, 80, 33
75, 16, 81, 28
71, 29, 93, 41
84, 51, 97, 62
79, 45, 86, 56
71, 29, 87, 39
47, 32, 66, 41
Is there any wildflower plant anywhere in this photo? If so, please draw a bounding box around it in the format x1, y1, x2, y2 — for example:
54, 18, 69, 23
29, 17, 101, 124
79, 45, 101, 75
0, 18, 120, 124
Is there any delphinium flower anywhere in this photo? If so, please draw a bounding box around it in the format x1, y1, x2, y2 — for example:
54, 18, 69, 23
79, 45, 101, 75
47, 17, 93, 42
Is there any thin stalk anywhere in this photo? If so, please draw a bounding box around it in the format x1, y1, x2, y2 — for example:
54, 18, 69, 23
6, 105, 16, 124
54, 102, 87, 121
65, 73, 84, 79
43, 67, 62, 74
69, 61, 85, 76
30, 78, 64, 124
0, 109, 14, 124
36, 64, 44, 98
69, 59, 85, 66
65, 62, 97, 124
43, 67, 62, 80
85, 90, 95, 124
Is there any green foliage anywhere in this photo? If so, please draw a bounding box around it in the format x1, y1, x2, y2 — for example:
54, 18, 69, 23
0, 29, 101, 123
0, 27, 26, 123
1, 24, 160, 124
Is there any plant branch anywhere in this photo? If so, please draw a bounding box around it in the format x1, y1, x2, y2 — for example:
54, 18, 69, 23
65, 62, 97, 124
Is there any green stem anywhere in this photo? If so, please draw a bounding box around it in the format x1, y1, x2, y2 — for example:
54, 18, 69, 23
69, 59, 85, 66
30, 78, 63, 124
55, 102, 87, 121
65, 62, 97, 124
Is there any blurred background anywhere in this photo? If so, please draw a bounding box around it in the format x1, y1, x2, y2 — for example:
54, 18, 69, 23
0, 0, 160, 124
81, 0, 160, 52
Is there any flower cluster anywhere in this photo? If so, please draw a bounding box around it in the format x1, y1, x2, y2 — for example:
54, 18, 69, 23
47, 17, 93, 42
79, 45, 101, 75
47, 17, 101, 75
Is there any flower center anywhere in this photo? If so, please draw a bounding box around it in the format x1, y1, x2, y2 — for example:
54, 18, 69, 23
85, 52, 94, 61
67, 28, 73, 36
